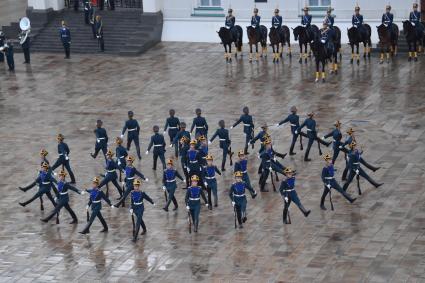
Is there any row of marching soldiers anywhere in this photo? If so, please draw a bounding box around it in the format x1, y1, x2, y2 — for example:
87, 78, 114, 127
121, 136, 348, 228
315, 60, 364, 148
17, 106, 383, 240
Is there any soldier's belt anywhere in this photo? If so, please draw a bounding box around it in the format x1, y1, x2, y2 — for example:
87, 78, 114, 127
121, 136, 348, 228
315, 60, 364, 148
153, 144, 163, 147
134, 201, 143, 205
205, 176, 215, 180
189, 197, 200, 201
98, 137, 106, 140
243, 124, 251, 127
128, 128, 137, 131
42, 182, 50, 185
119, 156, 125, 159
127, 177, 135, 180
219, 139, 226, 141
307, 129, 312, 131
325, 177, 334, 180
189, 160, 198, 163
168, 127, 177, 129
241, 170, 247, 174
353, 162, 359, 165
196, 126, 204, 129
290, 124, 297, 127
233, 193, 245, 197
92, 200, 101, 203
106, 170, 115, 173
283, 189, 295, 192
59, 192, 68, 195
166, 179, 176, 182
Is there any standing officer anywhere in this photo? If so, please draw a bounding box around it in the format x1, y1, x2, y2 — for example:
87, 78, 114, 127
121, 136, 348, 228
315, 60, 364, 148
352, 5, 367, 39
173, 122, 190, 158
301, 6, 312, 39
185, 175, 208, 233
83, 0, 91, 24
229, 171, 257, 229
279, 167, 310, 224
20, 28, 31, 64
59, 21, 71, 59
115, 137, 128, 172
202, 155, 222, 209
232, 106, 254, 155
163, 109, 180, 158
3, 40, 15, 71
382, 5, 395, 39
114, 155, 147, 207
276, 106, 301, 156
320, 153, 356, 210
121, 111, 142, 160
323, 7, 334, 29
297, 112, 330, 162
89, 2, 96, 39
79, 177, 112, 234
95, 15, 104, 52
225, 8, 236, 40
0, 31, 5, 63
91, 119, 108, 160
51, 134, 76, 184
210, 120, 232, 171
130, 179, 155, 242
41, 170, 84, 224
323, 120, 342, 164
272, 8, 283, 41
146, 125, 166, 170
98, 149, 123, 198
190, 108, 208, 138
234, 150, 256, 196
162, 159, 184, 212
251, 8, 261, 41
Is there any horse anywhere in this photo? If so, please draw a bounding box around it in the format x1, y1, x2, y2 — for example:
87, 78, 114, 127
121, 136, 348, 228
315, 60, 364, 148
217, 25, 243, 63
347, 24, 372, 65
330, 26, 342, 74
269, 27, 284, 63
293, 25, 319, 64
377, 23, 399, 64
403, 20, 422, 61
246, 25, 268, 62
311, 33, 333, 83
281, 25, 292, 58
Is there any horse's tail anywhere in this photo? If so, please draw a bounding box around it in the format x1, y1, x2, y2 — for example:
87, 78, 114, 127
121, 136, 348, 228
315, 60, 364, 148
236, 25, 243, 52
364, 24, 372, 39
260, 25, 268, 47
283, 25, 290, 45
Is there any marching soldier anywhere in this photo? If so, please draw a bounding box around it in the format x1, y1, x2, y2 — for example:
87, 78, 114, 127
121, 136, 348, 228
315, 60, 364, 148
91, 119, 108, 160
179, 136, 190, 184
163, 109, 180, 158
229, 171, 257, 229
320, 153, 356, 211
234, 150, 256, 195
250, 123, 270, 153
121, 111, 142, 160
146, 125, 166, 170
114, 155, 147, 207
301, 6, 312, 39
172, 121, 190, 158
323, 7, 334, 29
130, 179, 155, 242
41, 170, 84, 224
352, 5, 367, 39
323, 120, 342, 164
95, 15, 104, 52
186, 139, 203, 188
232, 106, 254, 155
279, 167, 310, 224
19, 162, 57, 209
342, 142, 383, 193
115, 137, 128, 171
197, 135, 209, 170
341, 127, 356, 180
225, 8, 236, 40
79, 177, 112, 234
203, 155, 222, 208
272, 8, 283, 41
59, 21, 71, 59
382, 5, 395, 39
276, 106, 301, 156
162, 159, 184, 212
185, 175, 208, 233
251, 8, 261, 40
297, 112, 330, 162
98, 149, 123, 198
51, 134, 76, 184
210, 120, 232, 171
259, 138, 286, 192
190, 108, 208, 138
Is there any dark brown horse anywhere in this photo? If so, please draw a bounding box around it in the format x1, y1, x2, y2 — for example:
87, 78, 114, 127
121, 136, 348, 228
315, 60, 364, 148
347, 24, 372, 65
247, 25, 268, 62
403, 20, 423, 61
218, 26, 243, 63
292, 25, 319, 64
330, 26, 341, 74
377, 23, 399, 64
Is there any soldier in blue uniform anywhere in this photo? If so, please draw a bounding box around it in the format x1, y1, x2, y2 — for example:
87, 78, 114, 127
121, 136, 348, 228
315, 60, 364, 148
229, 171, 257, 229
115, 137, 128, 172
83, 0, 91, 24
173, 122, 190, 159
259, 138, 286, 192
179, 136, 190, 185
121, 111, 142, 160
51, 134, 76, 184
210, 120, 232, 171
197, 135, 209, 170
95, 15, 104, 52
0, 31, 5, 63
19, 28, 31, 64
79, 177, 112, 234
190, 108, 208, 138
276, 106, 301, 156
98, 149, 123, 198
250, 123, 270, 153
320, 21, 335, 57
3, 40, 15, 71
341, 127, 356, 180
225, 8, 237, 40
279, 167, 310, 224
89, 3, 96, 39
146, 125, 166, 170
297, 112, 330, 162
163, 109, 180, 158
352, 5, 367, 39
91, 119, 108, 160
323, 120, 342, 164
232, 106, 254, 154
41, 170, 84, 224
59, 21, 71, 59
185, 175, 208, 233
301, 6, 313, 39
251, 8, 262, 40
382, 5, 395, 40
323, 7, 334, 29
342, 142, 383, 193
234, 150, 256, 196
202, 155, 222, 209
19, 162, 57, 209
186, 139, 204, 189
162, 159, 184, 212
410, 3, 424, 37
130, 179, 155, 241
272, 8, 283, 41
320, 153, 356, 210
114, 155, 147, 207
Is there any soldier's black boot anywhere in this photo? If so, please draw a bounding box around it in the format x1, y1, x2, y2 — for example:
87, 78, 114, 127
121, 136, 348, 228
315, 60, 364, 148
320, 190, 328, 210
299, 205, 311, 217
282, 205, 290, 224
342, 190, 356, 203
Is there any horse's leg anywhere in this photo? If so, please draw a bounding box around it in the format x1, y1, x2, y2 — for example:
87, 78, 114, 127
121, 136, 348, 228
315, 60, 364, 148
368, 39, 371, 58
315, 59, 319, 82
379, 41, 384, 64
224, 44, 228, 62
255, 43, 259, 61
276, 44, 280, 62
350, 44, 354, 64
414, 41, 418, 61
333, 51, 338, 74
249, 43, 253, 62
299, 43, 303, 64
288, 40, 292, 57
228, 44, 232, 63
304, 44, 308, 63
321, 60, 326, 82
272, 44, 276, 63
408, 41, 412, 61
356, 44, 360, 65
386, 43, 390, 63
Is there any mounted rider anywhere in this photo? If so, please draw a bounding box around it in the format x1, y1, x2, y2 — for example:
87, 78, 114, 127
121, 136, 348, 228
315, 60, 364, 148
301, 6, 313, 40
251, 7, 262, 40
323, 7, 334, 30
225, 8, 237, 41
352, 5, 367, 39
410, 3, 424, 37
272, 8, 283, 41
382, 5, 396, 40
320, 21, 335, 57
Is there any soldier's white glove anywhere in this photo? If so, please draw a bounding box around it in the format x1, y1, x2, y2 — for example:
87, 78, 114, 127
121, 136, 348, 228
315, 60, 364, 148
162, 186, 166, 191
163, 131, 166, 135
284, 197, 288, 202
186, 206, 190, 210
145, 178, 149, 182
232, 201, 235, 207
97, 139, 100, 143
205, 203, 209, 207
269, 167, 272, 171
230, 126, 233, 129
121, 181, 125, 186
86, 205, 89, 210
275, 123, 279, 127
53, 172, 58, 176
273, 157, 277, 162
322, 136, 325, 141
187, 168, 190, 173
182, 179, 186, 183
355, 169, 359, 175
65, 155, 69, 160
145, 151, 149, 155
295, 130, 298, 134
129, 209, 133, 214
412, 22, 416, 27
339, 146, 343, 149
153, 203, 156, 206
169, 144, 173, 148
111, 205, 116, 209
120, 134, 124, 138
80, 190, 86, 195
54, 197, 58, 202
326, 184, 331, 189
208, 140, 212, 145
204, 182, 208, 187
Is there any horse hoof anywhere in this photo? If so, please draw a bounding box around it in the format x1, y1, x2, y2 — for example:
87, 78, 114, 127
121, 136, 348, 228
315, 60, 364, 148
334, 70, 338, 75
379, 60, 383, 64
357, 60, 360, 65
289, 53, 292, 58
408, 57, 412, 62
322, 79, 326, 83
414, 57, 418, 62
350, 59, 353, 64
298, 59, 302, 64
315, 78, 319, 83
304, 59, 308, 63
368, 53, 371, 58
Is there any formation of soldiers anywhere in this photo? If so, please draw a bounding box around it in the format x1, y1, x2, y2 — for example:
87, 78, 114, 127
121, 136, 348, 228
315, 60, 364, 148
18, 107, 384, 241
